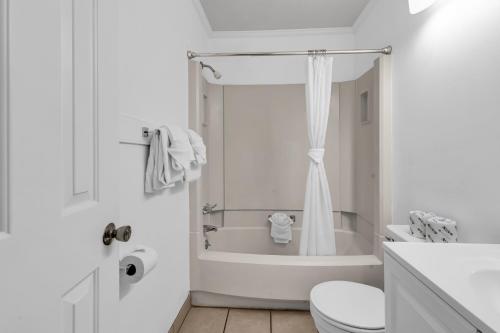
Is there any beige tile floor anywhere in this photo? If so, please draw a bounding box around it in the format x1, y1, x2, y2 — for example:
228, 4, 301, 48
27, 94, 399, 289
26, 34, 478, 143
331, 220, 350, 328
179, 307, 318, 333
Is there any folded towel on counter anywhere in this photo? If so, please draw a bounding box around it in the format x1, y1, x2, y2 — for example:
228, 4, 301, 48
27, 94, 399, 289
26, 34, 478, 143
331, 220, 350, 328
268, 213, 294, 244
425, 216, 458, 243
144, 128, 182, 193
409, 210, 435, 239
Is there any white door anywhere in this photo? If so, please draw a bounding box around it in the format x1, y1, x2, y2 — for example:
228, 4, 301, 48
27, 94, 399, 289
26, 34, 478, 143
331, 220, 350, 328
0, 0, 120, 332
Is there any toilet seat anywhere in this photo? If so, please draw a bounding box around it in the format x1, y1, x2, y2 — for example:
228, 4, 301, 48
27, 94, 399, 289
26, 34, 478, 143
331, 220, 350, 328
310, 281, 385, 333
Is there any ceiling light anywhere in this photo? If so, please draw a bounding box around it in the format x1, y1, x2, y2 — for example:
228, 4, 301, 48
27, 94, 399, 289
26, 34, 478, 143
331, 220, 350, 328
409, 0, 438, 14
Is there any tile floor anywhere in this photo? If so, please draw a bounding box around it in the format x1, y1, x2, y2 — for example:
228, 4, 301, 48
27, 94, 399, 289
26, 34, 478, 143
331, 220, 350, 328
179, 307, 318, 333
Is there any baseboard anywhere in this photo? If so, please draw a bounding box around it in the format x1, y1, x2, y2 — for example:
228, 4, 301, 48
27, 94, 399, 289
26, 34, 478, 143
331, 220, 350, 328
168, 293, 192, 333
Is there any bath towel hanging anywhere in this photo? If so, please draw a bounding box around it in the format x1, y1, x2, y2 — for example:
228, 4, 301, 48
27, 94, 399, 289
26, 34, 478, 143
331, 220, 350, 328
164, 125, 197, 181
299, 53, 336, 256
144, 127, 181, 193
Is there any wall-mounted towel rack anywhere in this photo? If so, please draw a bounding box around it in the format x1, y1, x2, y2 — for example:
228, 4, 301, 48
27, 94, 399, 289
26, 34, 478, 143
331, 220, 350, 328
142, 127, 154, 138
120, 114, 155, 146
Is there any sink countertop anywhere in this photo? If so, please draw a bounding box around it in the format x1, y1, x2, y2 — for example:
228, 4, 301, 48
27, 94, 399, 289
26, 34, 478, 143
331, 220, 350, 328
384, 242, 500, 333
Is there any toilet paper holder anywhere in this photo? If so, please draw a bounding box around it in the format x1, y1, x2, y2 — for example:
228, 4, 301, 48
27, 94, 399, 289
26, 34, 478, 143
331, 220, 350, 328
102, 223, 132, 246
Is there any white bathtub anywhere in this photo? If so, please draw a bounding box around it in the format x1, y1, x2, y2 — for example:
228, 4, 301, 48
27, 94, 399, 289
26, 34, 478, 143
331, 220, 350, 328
190, 226, 383, 309
207, 227, 372, 256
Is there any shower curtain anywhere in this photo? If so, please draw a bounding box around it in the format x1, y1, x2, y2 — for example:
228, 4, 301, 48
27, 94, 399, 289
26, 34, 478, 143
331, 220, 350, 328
299, 54, 336, 256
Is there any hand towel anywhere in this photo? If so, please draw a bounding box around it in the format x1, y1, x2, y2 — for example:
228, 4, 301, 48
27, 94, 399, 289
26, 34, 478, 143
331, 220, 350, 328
268, 213, 294, 244
425, 216, 458, 243
164, 125, 196, 181
144, 128, 182, 193
186, 129, 207, 166
185, 129, 207, 182
409, 210, 435, 239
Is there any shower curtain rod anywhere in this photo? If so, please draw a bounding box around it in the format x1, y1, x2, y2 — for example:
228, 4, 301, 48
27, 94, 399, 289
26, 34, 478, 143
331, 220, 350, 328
187, 45, 392, 59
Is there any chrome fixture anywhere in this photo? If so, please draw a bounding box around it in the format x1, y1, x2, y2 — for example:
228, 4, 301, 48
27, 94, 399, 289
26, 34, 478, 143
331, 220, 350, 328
268, 214, 296, 222
203, 224, 218, 250
142, 126, 154, 138
202, 203, 218, 215
187, 46, 392, 60
200, 62, 222, 79
203, 224, 218, 233
102, 223, 132, 246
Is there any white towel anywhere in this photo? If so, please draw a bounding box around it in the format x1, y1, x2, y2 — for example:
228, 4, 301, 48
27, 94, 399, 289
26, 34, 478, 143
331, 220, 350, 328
144, 128, 182, 193
164, 125, 196, 181
185, 129, 206, 182
186, 129, 207, 166
426, 216, 458, 243
409, 210, 435, 239
268, 213, 294, 244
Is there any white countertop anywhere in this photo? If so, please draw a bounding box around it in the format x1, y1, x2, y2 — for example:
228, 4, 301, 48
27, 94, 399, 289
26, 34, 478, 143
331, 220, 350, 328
384, 242, 500, 333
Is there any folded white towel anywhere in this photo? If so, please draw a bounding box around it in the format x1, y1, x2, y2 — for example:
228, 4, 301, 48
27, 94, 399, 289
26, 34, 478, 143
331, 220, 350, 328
144, 128, 182, 193
409, 211, 435, 239
186, 129, 207, 166
164, 125, 196, 181
268, 213, 294, 244
426, 216, 458, 243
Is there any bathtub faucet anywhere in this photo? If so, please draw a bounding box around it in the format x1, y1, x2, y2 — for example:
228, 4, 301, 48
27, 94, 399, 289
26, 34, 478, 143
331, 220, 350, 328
203, 224, 218, 250
203, 224, 218, 233
202, 203, 218, 215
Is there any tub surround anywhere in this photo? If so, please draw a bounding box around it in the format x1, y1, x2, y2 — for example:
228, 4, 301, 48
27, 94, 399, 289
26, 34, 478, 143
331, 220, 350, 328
385, 242, 500, 333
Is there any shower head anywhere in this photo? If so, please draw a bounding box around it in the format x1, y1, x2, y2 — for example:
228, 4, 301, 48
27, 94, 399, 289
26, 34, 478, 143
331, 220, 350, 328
200, 62, 222, 80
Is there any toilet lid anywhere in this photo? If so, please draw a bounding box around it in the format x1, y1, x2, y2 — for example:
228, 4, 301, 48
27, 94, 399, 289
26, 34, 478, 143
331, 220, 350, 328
310, 281, 385, 330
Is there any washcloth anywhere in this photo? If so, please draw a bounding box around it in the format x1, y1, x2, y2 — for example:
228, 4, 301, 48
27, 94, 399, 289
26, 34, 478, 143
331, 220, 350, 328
409, 210, 435, 239
268, 213, 294, 244
426, 216, 458, 243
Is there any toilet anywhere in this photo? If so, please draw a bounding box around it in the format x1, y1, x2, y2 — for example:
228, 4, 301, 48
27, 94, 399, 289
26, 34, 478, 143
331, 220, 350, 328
310, 281, 385, 333
310, 225, 420, 333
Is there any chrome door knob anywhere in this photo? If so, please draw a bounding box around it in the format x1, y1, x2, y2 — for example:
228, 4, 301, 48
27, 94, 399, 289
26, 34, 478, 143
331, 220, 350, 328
102, 223, 132, 246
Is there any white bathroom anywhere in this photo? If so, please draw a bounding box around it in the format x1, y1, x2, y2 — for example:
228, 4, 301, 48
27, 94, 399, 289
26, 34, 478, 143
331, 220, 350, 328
1, 0, 500, 332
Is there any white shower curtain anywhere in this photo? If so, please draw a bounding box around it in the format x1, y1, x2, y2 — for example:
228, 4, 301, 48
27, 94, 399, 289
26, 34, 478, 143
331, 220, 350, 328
299, 55, 336, 256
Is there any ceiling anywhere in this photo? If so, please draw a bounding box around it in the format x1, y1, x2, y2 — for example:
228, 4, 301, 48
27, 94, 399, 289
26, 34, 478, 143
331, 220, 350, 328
199, 0, 371, 31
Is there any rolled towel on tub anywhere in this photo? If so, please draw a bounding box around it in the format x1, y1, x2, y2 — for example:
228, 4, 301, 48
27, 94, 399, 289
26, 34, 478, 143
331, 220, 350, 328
425, 216, 458, 243
409, 211, 435, 239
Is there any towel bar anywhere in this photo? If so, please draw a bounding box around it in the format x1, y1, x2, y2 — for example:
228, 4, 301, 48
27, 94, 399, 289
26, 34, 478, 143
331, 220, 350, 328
268, 214, 296, 222
142, 127, 154, 138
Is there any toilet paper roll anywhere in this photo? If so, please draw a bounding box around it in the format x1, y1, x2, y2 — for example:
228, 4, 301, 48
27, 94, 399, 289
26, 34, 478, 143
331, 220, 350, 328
425, 216, 458, 243
120, 245, 158, 284
408, 211, 435, 239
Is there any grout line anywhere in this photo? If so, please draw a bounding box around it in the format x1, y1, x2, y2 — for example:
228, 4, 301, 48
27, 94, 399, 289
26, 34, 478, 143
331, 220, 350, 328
269, 310, 272, 333
222, 308, 230, 333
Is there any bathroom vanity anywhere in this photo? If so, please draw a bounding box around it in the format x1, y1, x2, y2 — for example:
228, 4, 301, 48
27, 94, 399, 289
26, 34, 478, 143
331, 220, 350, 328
384, 243, 500, 333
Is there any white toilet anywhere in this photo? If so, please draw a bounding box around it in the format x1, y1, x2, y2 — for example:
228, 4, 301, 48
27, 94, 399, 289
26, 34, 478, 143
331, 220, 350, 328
310, 225, 420, 333
310, 281, 385, 333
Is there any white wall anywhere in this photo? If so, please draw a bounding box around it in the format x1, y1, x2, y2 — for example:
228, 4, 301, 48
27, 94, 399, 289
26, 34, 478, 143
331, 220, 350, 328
204, 29, 356, 84
355, 0, 500, 242
117, 1, 207, 332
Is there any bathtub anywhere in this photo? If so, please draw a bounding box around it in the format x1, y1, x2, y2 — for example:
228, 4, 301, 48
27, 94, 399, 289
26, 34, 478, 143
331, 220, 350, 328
190, 224, 383, 309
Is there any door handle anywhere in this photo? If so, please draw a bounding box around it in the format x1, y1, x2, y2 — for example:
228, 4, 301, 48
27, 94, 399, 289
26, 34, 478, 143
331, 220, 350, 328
102, 223, 132, 246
